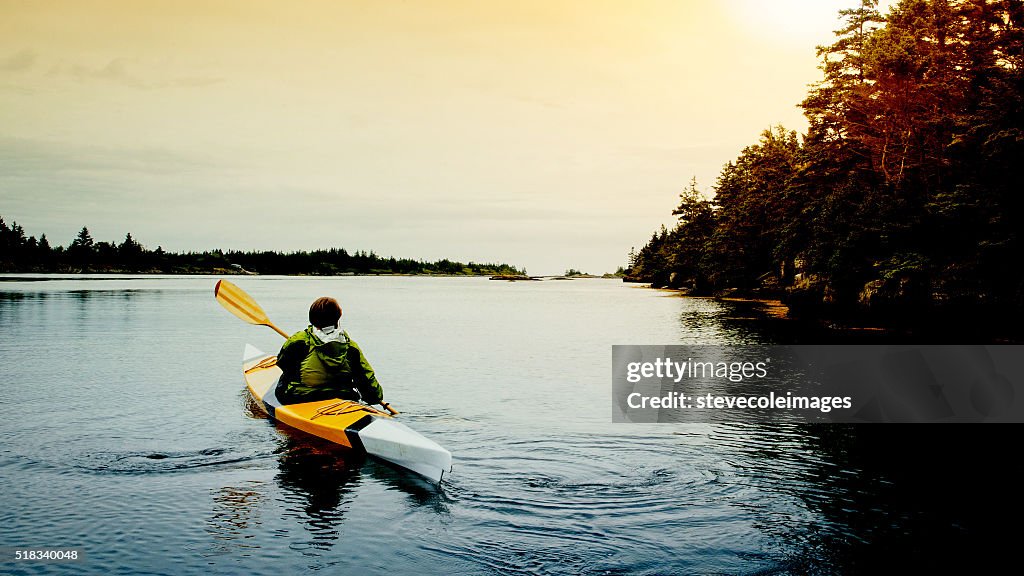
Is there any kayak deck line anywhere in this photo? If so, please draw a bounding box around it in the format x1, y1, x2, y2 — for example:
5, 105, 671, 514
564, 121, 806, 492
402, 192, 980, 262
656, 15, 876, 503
310, 401, 391, 420
241, 344, 453, 483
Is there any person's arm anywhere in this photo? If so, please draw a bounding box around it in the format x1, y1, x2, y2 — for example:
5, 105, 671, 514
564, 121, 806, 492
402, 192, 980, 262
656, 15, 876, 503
276, 332, 307, 385
347, 339, 384, 405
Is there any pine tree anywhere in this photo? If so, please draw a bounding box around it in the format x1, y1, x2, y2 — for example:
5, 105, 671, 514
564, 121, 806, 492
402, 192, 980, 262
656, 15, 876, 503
119, 232, 144, 270
68, 226, 96, 268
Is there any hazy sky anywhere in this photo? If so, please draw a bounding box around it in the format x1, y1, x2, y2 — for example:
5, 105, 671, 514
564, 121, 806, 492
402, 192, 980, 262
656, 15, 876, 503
0, 0, 893, 275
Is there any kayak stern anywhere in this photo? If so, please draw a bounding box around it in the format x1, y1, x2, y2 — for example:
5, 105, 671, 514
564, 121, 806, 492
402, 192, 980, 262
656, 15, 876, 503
350, 417, 453, 483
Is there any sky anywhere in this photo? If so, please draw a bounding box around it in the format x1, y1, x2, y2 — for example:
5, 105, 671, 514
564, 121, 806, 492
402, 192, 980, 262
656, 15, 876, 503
0, 0, 895, 275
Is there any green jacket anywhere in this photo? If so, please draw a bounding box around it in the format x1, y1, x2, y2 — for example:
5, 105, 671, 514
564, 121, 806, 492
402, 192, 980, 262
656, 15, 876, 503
276, 326, 384, 404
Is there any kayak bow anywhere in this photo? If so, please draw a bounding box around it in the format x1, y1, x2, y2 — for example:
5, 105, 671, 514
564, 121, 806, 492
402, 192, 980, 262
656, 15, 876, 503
242, 344, 452, 483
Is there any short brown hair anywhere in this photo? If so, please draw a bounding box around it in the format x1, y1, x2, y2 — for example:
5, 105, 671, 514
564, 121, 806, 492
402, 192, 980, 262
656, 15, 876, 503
309, 296, 342, 328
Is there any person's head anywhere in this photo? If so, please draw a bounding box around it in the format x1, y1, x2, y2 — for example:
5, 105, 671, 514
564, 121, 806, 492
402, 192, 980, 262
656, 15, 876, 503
309, 296, 342, 329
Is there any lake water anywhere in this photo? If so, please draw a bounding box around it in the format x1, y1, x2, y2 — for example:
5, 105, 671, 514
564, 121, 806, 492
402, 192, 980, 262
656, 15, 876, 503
0, 275, 1016, 574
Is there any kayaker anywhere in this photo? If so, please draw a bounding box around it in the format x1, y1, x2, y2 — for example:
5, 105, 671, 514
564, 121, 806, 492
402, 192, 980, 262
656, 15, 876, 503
275, 296, 386, 407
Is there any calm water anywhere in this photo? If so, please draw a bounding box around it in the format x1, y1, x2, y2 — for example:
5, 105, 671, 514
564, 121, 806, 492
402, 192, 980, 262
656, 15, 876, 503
0, 275, 1017, 574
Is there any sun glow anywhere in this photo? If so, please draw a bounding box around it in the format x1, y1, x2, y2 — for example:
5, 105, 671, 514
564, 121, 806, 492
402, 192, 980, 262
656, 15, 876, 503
728, 0, 871, 48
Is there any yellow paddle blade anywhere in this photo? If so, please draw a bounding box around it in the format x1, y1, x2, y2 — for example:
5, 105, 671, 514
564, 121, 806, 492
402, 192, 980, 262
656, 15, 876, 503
214, 279, 289, 338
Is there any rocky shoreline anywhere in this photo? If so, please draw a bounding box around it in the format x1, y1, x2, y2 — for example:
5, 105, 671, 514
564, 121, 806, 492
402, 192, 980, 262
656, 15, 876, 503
625, 276, 1019, 343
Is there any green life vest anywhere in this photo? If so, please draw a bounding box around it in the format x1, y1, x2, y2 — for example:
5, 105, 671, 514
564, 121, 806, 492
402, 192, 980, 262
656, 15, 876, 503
278, 326, 384, 404
299, 329, 354, 388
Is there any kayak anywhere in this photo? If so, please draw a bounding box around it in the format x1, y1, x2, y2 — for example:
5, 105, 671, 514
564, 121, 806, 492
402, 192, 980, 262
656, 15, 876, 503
242, 344, 452, 483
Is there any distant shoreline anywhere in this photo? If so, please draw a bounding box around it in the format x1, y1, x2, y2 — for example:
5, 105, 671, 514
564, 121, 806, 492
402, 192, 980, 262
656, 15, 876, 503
0, 271, 624, 280
0, 216, 527, 278
0, 271, 514, 279
641, 282, 791, 320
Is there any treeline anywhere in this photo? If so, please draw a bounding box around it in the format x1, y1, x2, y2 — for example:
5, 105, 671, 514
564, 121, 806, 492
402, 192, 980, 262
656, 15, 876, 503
630, 0, 1024, 329
0, 219, 525, 276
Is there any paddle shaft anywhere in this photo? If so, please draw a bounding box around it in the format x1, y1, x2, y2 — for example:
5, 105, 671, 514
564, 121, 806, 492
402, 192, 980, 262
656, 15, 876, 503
215, 279, 399, 415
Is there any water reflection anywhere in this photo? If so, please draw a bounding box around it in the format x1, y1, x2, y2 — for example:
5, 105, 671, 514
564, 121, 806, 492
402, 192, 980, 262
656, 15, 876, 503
205, 481, 266, 556
699, 423, 1022, 572
276, 439, 364, 552
362, 459, 451, 515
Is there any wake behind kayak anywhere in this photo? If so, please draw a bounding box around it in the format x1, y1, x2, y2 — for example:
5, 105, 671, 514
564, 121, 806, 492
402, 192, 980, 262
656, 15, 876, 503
242, 344, 452, 483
